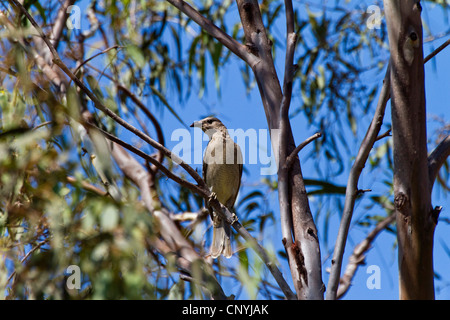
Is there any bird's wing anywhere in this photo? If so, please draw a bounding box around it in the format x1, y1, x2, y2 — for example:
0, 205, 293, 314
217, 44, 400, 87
227, 141, 243, 211
203, 139, 213, 216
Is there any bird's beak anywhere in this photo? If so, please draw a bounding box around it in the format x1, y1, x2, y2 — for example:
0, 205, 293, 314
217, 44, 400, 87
190, 121, 200, 128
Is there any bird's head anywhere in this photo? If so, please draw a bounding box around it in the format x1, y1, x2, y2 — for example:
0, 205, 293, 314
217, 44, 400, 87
190, 117, 227, 138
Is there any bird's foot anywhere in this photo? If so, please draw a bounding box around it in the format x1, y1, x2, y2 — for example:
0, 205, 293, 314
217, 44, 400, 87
207, 192, 217, 206
231, 213, 239, 224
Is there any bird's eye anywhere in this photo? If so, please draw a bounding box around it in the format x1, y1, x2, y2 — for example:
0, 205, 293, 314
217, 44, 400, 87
207, 119, 213, 124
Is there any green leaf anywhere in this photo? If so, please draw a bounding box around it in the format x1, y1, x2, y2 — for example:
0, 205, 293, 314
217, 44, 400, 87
125, 45, 146, 69
304, 179, 346, 196
86, 75, 104, 100
100, 204, 119, 231
150, 85, 186, 127
237, 191, 264, 206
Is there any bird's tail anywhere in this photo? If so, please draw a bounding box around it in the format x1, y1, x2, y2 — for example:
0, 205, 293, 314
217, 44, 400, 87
211, 218, 232, 259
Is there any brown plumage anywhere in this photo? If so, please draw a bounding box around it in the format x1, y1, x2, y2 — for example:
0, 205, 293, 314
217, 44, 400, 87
190, 117, 243, 258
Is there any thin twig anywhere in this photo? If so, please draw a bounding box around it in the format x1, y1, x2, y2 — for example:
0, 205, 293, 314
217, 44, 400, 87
72, 45, 122, 77
66, 176, 107, 196
337, 214, 396, 299
117, 84, 166, 174
375, 128, 391, 141
424, 38, 450, 63
7, 238, 50, 285
428, 135, 450, 192
285, 132, 322, 169
83, 120, 207, 198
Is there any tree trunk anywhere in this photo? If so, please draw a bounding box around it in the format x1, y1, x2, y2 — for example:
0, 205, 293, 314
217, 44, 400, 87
383, 0, 436, 299
236, 0, 323, 300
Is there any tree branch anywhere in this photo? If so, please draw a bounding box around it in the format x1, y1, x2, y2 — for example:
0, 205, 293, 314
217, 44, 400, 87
375, 128, 392, 141
336, 214, 396, 299
165, 0, 257, 67
81, 117, 207, 198
428, 135, 450, 192
117, 84, 166, 175
65, 176, 107, 196
285, 132, 322, 170
278, 90, 298, 298
327, 26, 450, 301
424, 38, 450, 63
326, 64, 391, 300
72, 45, 122, 77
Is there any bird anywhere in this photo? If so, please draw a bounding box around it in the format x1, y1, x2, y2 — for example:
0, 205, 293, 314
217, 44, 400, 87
190, 117, 243, 259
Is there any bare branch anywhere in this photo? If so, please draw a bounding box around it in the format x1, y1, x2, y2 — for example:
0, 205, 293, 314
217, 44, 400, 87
73, 45, 122, 77
170, 212, 202, 222
82, 118, 207, 198
285, 132, 322, 169
65, 176, 107, 196
326, 64, 391, 300
383, 0, 433, 300
276, 0, 307, 300
284, 0, 295, 35
375, 128, 392, 141
165, 0, 257, 67
225, 207, 297, 300
117, 84, 166, 174
337, 214, 395, 299
424, 38, 450, 63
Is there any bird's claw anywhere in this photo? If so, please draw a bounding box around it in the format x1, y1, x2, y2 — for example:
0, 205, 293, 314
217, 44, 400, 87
207, 192, 217, 206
